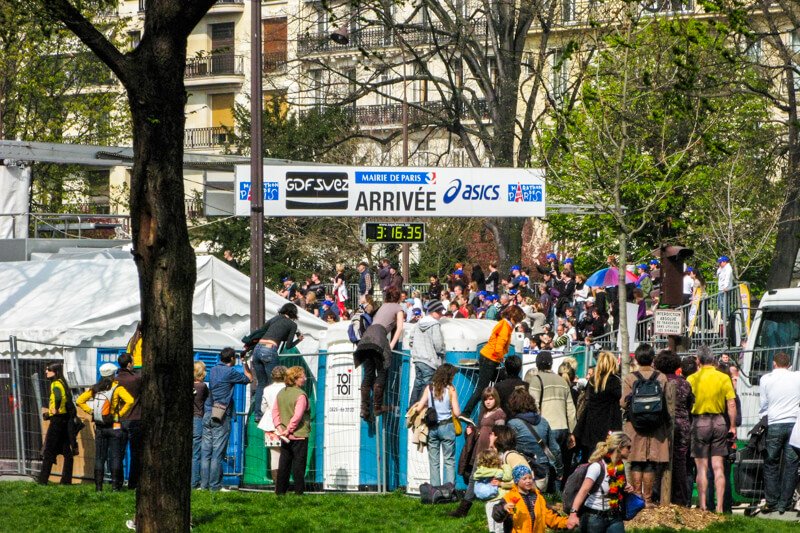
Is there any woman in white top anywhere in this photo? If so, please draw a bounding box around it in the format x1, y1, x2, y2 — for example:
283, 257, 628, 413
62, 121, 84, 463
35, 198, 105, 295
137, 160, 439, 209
411, 363, 461, 486
257, 365, 288, 483
567, 431, 634, 532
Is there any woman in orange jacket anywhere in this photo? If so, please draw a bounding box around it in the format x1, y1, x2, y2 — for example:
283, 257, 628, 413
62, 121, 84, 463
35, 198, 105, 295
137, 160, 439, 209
492, 464, 570, 533
463, 305, 524, 416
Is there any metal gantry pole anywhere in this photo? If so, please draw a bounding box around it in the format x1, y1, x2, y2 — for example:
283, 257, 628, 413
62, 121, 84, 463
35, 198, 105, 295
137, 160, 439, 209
10, 336, 26, 475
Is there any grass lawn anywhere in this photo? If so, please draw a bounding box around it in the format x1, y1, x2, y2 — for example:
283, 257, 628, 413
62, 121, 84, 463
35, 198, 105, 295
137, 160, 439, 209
0, 481, 796, 533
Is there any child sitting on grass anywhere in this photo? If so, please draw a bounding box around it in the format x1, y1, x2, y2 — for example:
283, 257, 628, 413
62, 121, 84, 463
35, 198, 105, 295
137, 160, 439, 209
473, 449, 513, 533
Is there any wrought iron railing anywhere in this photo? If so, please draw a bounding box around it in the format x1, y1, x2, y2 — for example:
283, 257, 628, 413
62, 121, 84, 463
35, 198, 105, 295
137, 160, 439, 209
184, 126, 232, 149
185, 53, 244, 78
263, 51, 288, 73
298, 19, 487, 55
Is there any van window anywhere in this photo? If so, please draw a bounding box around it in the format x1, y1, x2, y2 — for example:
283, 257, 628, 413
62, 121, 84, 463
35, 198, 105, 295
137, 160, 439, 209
751, 311, 800, 383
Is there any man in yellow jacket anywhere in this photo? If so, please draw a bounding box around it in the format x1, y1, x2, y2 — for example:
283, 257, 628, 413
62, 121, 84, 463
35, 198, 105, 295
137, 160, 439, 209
492, 464, 571, 533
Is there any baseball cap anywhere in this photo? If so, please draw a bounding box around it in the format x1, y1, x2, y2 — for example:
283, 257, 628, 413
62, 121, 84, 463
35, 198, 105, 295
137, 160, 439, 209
637, 264, 648, 270
322, 299, 334, 306
99, 362, 118, 378
535, 351, 553, 369
282, 276, 291, 282
508, 289, 518, 295
454, 269, 463, 275
427, 299, 445, 314
413, 308, 422, 316
564, 258, 574, 264
546, 253, 557, 260
686, 267, 694, 273
405, 298, 415, 304
510, 265, 521, 272
718, 256, 729, 263
478, 290, 488, 297
519, 276, 529, 284
649, 259, 659, 265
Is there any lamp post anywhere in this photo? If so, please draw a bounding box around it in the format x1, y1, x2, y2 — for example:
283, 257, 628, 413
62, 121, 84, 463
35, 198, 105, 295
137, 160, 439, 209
250, 0, 265, 328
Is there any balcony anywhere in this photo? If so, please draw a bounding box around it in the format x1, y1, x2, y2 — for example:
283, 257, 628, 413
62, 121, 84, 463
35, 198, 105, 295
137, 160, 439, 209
298, 20, 487, 55
303, 99, 489, 127
184, 126, 233, 150
208, 0, 245, 15
263, 51, 288, 74
185, 53, 245, 88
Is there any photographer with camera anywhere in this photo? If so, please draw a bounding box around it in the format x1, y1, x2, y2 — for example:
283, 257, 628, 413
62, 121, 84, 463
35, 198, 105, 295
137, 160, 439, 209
200, 347, 252, 491
242, 303, 304, 423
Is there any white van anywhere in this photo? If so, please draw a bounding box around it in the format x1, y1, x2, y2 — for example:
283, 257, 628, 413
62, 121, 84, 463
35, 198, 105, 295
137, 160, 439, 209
737, 288, 800, 439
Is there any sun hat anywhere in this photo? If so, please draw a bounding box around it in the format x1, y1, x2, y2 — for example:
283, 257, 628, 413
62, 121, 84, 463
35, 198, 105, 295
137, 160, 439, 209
99, 363, 118, 378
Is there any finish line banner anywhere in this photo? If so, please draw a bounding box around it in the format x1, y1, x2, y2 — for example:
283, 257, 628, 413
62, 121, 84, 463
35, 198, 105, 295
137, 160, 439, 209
234, 165, 546, 217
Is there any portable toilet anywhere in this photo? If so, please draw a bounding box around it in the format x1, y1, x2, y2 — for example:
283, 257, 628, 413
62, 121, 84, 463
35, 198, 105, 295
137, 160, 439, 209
404, 318, 499, 495
320, 322, 363, 491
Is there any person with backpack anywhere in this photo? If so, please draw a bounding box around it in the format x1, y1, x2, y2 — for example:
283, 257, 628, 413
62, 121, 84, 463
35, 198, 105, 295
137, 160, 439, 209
565, 431, 633, 532
409, 299, 446, 405
38, 362, 77, 485
242, 303, 304, 423
76, 362, 134, 491
506, 388, 562, 492
620, 343, 674, 507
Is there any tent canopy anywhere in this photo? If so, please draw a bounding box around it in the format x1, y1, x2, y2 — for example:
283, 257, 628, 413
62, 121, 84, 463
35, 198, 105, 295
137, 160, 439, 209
0, 255, 327, 354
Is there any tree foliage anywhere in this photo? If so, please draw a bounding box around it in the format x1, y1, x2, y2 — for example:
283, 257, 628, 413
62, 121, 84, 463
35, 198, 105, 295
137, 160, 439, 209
0, 0, 129, 212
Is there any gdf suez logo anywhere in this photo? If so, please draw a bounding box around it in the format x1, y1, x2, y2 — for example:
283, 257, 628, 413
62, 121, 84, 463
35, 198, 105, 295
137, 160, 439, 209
285, 171, 348, 210
442, 179, 501, 204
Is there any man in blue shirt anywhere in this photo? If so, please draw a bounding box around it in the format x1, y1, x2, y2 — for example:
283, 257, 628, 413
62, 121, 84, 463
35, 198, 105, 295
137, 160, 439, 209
200, 347, 252, 491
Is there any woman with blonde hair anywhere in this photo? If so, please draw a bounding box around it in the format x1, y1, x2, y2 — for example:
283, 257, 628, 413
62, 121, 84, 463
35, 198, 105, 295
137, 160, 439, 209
191, 361, 209, 488
566, 431, 633, 532
272, 366, 311, 495
332, 263, 348, 316
574, 352, 622, 465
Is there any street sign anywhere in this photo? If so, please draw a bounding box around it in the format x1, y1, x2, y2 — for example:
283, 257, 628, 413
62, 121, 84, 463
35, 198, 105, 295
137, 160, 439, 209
362, 222, 425, 244
653, 309, 684, 336
235, 165, 546, 217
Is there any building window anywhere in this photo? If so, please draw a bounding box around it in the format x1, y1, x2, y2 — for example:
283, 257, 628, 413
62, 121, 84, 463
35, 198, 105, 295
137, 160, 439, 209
642, 0, 692, 13
263, 17, 287, 73
128, 30, 141, 50
311, 70, 324, 105
551, 49, 569, 101
316, 5, 328, 36
562, 0, 575, 23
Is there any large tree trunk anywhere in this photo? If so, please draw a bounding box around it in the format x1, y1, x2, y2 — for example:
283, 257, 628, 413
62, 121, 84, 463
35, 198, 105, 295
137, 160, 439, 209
128, 34, 196, 533
766, 75, 800, 289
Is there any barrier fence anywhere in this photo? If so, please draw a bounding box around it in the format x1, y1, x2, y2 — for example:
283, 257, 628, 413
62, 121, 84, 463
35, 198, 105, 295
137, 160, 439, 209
0, 337, 487, 493
3, 335, 790, 502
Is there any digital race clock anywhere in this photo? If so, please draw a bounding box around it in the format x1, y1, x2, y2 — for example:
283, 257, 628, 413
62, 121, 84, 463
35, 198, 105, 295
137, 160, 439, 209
362, 222, 425, 244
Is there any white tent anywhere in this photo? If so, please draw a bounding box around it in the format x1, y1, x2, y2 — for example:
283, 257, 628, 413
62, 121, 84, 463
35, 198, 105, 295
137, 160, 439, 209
0, 255, 327, 385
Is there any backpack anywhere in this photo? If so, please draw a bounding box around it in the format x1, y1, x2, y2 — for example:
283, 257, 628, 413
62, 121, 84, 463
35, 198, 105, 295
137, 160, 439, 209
419, 481, 457, 504
91, 385, 117, 425
562, 461, 604, 513
347, 311, 373, 343
629, 371, 666, 432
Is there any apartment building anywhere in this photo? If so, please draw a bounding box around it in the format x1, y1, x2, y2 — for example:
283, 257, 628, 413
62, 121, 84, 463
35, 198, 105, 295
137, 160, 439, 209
68, 0, 798, 218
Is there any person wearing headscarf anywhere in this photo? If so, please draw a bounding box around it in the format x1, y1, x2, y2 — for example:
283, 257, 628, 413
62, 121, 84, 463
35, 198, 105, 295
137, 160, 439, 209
492, 464, 569, 533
